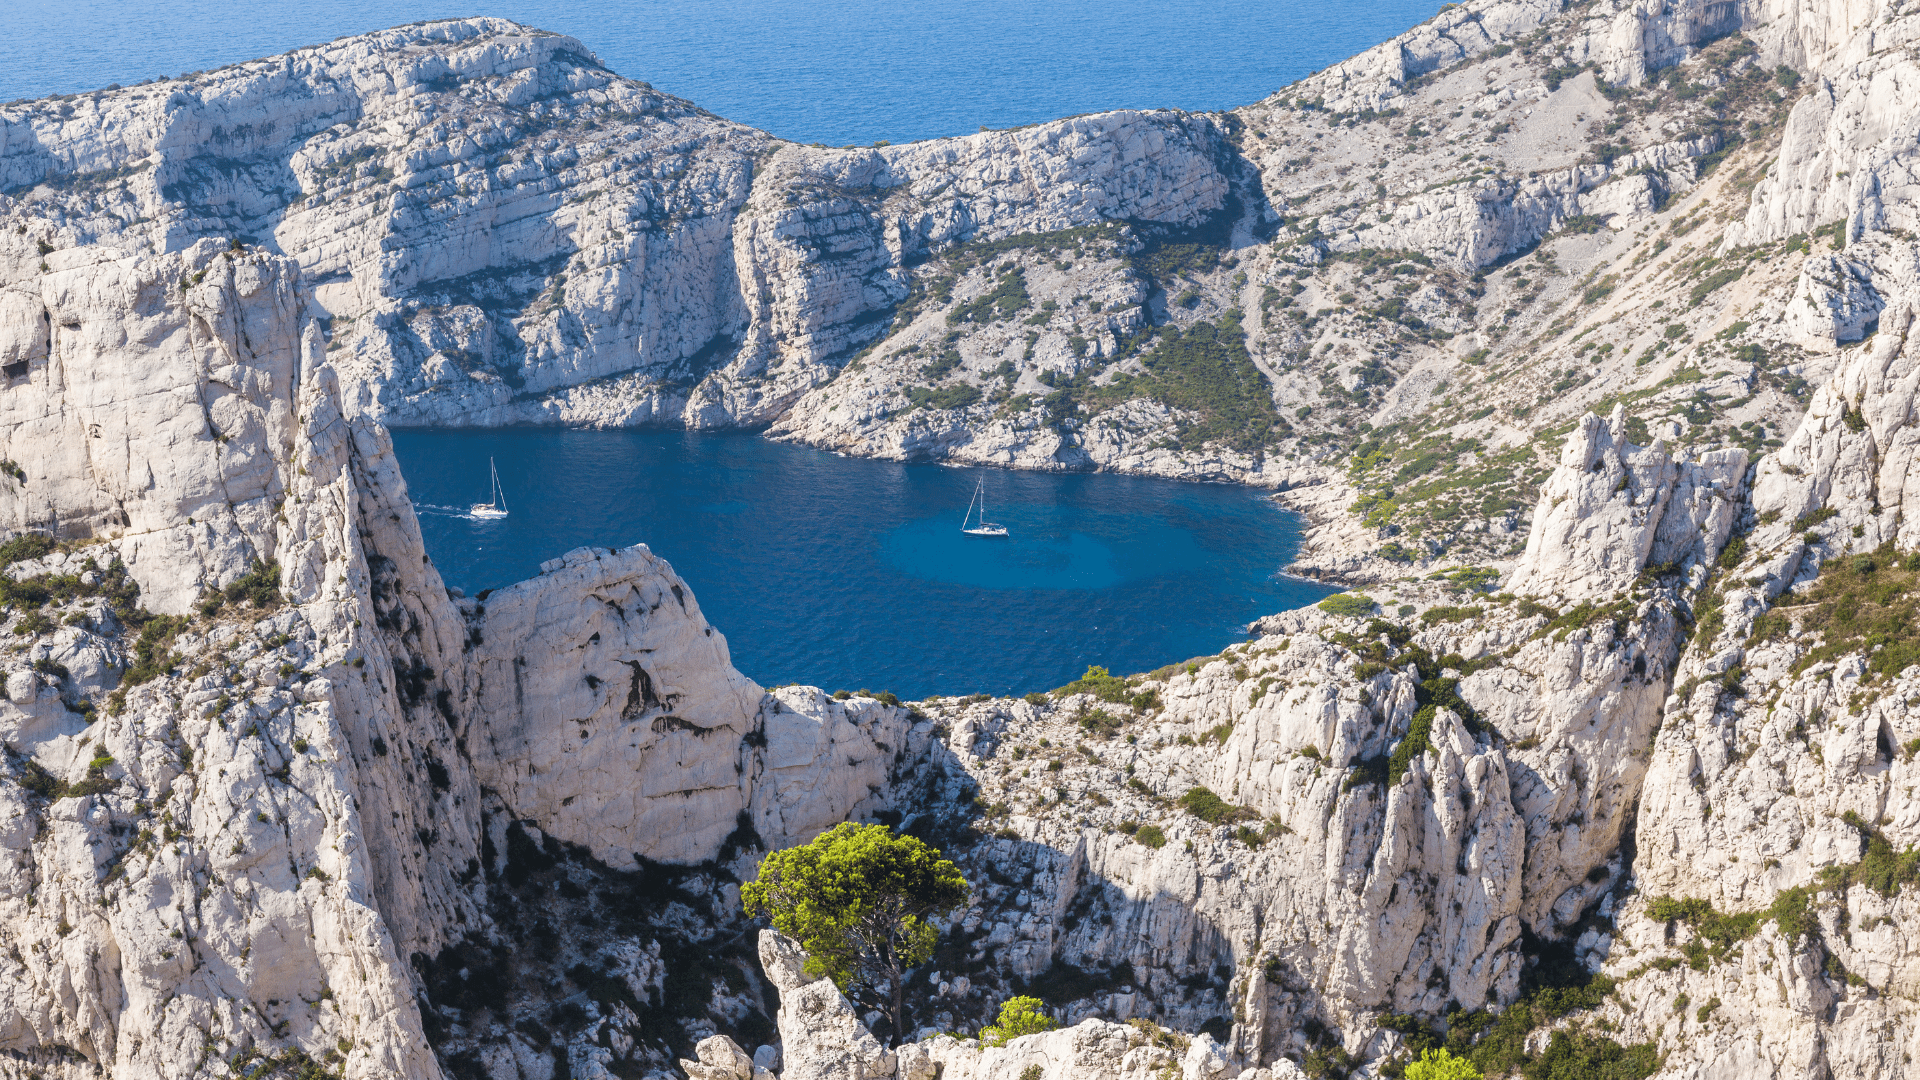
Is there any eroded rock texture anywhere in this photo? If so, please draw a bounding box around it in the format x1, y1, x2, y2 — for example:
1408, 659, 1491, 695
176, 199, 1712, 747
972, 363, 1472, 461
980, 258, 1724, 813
0, 247, 959, 1078
8, 0, 1920, 1076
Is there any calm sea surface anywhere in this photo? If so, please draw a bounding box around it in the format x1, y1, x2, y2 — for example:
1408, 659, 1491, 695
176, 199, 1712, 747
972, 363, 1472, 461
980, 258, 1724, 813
3, 0, 1437, 145
391, 430, 1332, 698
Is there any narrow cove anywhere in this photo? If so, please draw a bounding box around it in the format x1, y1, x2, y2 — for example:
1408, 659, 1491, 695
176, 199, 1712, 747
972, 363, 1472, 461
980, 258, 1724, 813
390, 428, 1335, 698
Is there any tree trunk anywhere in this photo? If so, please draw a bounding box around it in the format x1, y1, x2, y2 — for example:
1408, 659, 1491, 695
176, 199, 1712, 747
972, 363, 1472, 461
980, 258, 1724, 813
888, 953, 904, 1048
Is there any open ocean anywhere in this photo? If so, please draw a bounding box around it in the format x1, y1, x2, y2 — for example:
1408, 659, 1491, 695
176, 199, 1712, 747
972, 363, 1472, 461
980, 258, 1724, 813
2, 0, 1438, 145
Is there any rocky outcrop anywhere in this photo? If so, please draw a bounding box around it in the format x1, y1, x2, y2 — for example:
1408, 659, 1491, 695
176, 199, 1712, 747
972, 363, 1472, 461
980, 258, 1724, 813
0, 20, 1229, 444
0, 243, 464, 1079
1568, 254, 1920, 1080
0, 233, 953, 1078
1504, 406, 1746, 600
1328, 135, 1718, 271
1731, 13, 1920, 248
758, 931, 897, 1080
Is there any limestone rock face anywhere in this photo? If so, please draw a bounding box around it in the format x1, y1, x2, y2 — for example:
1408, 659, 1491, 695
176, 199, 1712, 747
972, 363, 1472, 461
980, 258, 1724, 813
465, 574, 923, 865
1749, 298, 1920, 552
1579, 265, 1920, 1079
462, 544, 768, 867
917, 1021, 1187, 1080
0, 247, 461, 1079
1328, 136, 1718, 270
1784, 252, 1886, 345
760, 930, 897, 1080
0, 236, 943, 1079
1732, 19, 1920, 248
1505, 408, 1746, 600
0, 20, 1228, 445
681, 1034, 759, 1080
0, 238, 315, 614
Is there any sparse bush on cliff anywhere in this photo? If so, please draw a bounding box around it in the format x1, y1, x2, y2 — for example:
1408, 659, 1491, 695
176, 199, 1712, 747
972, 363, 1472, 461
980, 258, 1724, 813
743, 822, 968, 1045
1055, 664, 1131, 703
1317, 593, 1376, 618
1405, 1048, 1480, 1080
1176, 786, 1256, 825
979, 995, 1055, 1046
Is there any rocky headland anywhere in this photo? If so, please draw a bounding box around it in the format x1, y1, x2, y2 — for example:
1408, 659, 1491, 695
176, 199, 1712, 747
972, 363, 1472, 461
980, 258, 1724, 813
5, 0, 1920, 1077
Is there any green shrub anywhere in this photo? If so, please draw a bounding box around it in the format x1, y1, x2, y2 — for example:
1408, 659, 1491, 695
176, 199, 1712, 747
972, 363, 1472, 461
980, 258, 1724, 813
1793, 506, 1838, 531
224, 560, 282, 609
947, 266, 1031, 326
1077, 313, 1282, 452
1689, 264, 1744, 305
125, 614, 189, 687
1056, 665, 1132, 703
1420, 605, 1482, 626
905, 383, 983, 411
0, 532, 56, 569
980, 995, 1056, 1046
1529, 1029, 1657, 1079
1078, 707, 1123, 737
1388, 706, 1438, 785
1318, 593, 1376, 618
1405, 1048, 1481, 1080
1134, 824, 1167, 849
1176, 787, 1256, 825
1717, 534, 1748, 569
1783, 543, 1920, 680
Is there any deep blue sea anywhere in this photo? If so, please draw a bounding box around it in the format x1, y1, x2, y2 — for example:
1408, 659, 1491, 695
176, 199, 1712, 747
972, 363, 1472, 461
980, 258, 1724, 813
391, 430, 1331, 698
3, 0, 1438, 145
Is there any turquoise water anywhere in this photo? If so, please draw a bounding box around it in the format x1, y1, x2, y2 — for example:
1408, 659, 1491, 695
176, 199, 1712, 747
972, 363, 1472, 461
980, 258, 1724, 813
391, 429, 1332, 698
2, 0, 1438, 145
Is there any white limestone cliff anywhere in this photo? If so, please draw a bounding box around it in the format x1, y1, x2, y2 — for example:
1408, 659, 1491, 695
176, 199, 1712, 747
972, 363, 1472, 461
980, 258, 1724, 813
0, 236, 948, 1079
9, 0, 1920, 1077
1504, 406, 1746, 600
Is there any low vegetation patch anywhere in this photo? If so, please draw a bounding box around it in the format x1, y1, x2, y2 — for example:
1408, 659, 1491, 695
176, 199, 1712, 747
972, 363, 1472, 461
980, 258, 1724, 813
1318, 593, 1376, 618
947, 266, 1031, 326
1749, 544, 1920, 680
1080, 311, 1282, 452
1175, 786, 1257, 825
1642, 814, 1916, 982
904, 383, 983, 411
1379, 936, 1652, 1080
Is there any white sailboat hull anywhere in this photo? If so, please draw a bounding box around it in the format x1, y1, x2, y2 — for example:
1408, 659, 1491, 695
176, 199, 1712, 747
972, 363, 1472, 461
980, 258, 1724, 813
961, 476, 1009, 538
472, 457, 509, 518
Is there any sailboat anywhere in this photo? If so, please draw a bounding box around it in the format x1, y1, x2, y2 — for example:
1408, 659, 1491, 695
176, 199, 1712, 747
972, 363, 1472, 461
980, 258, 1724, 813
470, 458, 509, 519
961, 477, 1009, 537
